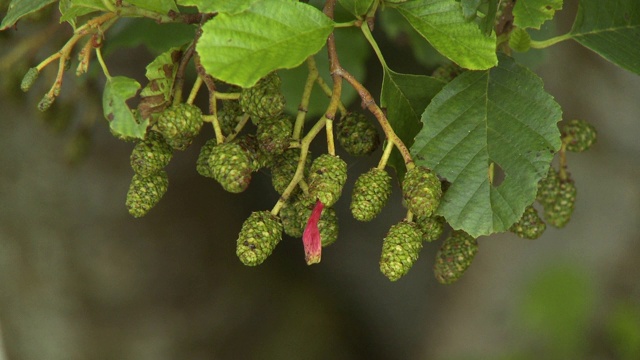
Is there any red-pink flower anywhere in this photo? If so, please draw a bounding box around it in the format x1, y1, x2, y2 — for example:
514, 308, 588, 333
303, 200, 324, 265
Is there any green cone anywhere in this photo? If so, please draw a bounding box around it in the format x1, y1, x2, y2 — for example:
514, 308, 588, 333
379, 221, 424, 281
21, 67, 39, 92
236, 211, 283, 266
208, 142, 254, 193
536, 166, 560, 206
544, 175, 577, 228
239, 72, 285, 123
433, 230, 478, 284
130, 131, 173, 176
510, 205, 546, 239
156, 103, 203, 150
218, 100, 243, 135
562, 119, 597, 152
125, 171, 169, 218
270, 149, 310, 195
351, 168, 391, 221
256, 116, 292, 155
196, 138, 217, 178
308, 154, 348, 207
415, 215, 446, 242
336, 112, 379, 156
402, 166, 442, 218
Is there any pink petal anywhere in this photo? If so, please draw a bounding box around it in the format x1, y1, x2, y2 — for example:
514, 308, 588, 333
303, 200, 324, 265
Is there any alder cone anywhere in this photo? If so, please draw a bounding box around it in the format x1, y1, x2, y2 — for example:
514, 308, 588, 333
236, 211, 283, 266
379, 221, 423, 281
350, 168, 391, 221
125, 171, 169, 218
433, 231, 478, 284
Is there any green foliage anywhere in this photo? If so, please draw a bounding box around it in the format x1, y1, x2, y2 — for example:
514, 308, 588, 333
196, 0, 334, 87
1, 0, 626, 278
0, 0, 57, 30
392, 0, 497, 69
513, 0, 563, 30
103, 76, 148, 140
570, 0, 640, 75
412, 54, 562, 237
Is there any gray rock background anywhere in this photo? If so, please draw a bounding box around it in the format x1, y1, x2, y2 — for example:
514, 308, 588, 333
1, 1, 639, 359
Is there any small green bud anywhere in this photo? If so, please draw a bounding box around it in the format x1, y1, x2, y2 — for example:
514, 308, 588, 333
21, 67, 39, 92
38, 93, 55, 112
562, 119, 597, 152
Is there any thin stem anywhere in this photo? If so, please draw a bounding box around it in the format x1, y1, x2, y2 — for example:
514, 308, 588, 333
406, 210, 414, 223
558, 143, 568, 180
214, 92, 241, 100
172, 42, 196, 106
377, 141, 394, 170
326, 119, 336, 155
315, 76, 347, 115
530, 33, 572, 49
271, 117, 328, 215
334, 20, 360, 28
95, 47, 111, 79
225, 113, 250, 142
360, 23, 387, 69
186, 76, 203, 105
294, 57, 320, 140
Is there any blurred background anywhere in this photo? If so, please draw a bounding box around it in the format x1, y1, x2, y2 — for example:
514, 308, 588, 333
1, 1, 639, 359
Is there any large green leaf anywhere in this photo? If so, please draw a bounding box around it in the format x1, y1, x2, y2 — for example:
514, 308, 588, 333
127, 0, 178, 14
196, 0, 334, 88
392, 0, 497, 70
570, 0, 640, 75
176, 0, 260, 14
380, 70, 445, 180
0, 0, 57, 30
58, 0, 108, 25
338, 0, 374, 17
513, 0, 563, 29
103, 76, 148, 139
411, 54, 562, 237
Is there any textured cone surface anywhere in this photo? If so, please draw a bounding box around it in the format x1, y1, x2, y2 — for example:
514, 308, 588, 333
431, 63, 465, 82
380, 221, 423, 281
21, 67, 39, 92
308, 154, 348, 207
544, 176, 577, 228
236, 211, 283, 266
510, 205, 546, 239
196, 138, 217, 178
270, 149, 310, 195
130, 131, 173, 176
208, 142, 253, 193
235, 135, 264, 170
336, 112, 380, 156
415, 215, 446, 242
218, 100, 243, 135
318, 207, 339, 247
280, 200, 304, 238
562, 119, 597, 152
239, 72, 285, 123
126, 171, 169, 218
257, 116, 292, 155
156, 103, 203, 150
351, 168, 392, 221
402, 166, 442, 218
536, 166, 560, 206
434, 230, 478, 284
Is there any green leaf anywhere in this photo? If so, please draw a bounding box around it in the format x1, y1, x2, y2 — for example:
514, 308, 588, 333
393, 0, 497, 70
461, 0, 482, 21
280, 26, 369, 117
59, 0, 108, 25
338, 0, 374, 17
103, 76, 148, 139
1, 0, 57, 30
126, 0, 178, 14
570, 0, 640, 75
380, 69, 445, 179
197, 0, 334, 88
411, 54, 562, 237
176, 0, 259, 14
513, 0, 563, 29
138, 47, 182, 118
